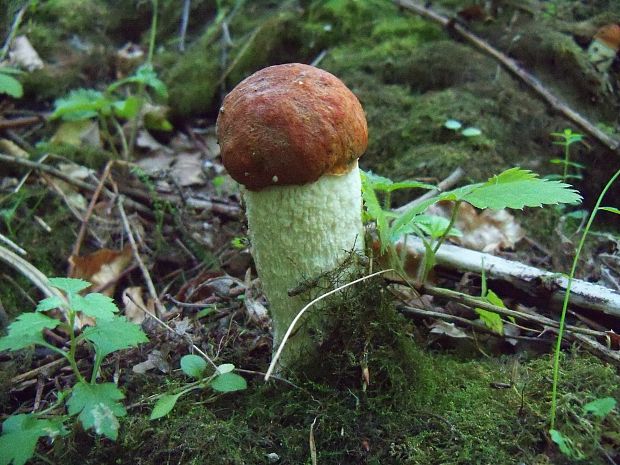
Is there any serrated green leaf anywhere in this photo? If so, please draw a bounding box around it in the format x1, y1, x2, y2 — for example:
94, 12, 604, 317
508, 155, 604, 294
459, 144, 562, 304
108, 65, 168, 100
210, 372, 247, 393
180, 354, 207, 378
0, 414, 67, 465
150, 393, 183, 420
67, 382, 125, 440
72, 293, 118, 321
459, 168, 582, 210
362, 171, 434, 193
0, 73, 23, 98
36, 295, 65, 312
51, 89, 108, 121
0, 313, 61, 352
599, 206, 620, 216
82, 316, 148, 358
583, 397, 616, 418
48, 277, 91, 295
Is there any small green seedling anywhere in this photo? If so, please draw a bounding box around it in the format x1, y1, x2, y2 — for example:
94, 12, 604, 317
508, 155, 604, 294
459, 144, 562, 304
362, 167, 582, 281
0, 278, 148, 465
549, 128, 584, 183
550, 397, 617, 460
150, 355, 247, 420
444, 119, 482, 137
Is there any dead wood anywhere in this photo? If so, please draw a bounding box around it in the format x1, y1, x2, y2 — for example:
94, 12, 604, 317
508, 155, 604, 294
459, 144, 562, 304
396, 235, 620, 318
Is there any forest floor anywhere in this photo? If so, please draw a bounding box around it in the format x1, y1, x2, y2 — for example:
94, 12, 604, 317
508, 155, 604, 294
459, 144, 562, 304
1, 0, 620, 464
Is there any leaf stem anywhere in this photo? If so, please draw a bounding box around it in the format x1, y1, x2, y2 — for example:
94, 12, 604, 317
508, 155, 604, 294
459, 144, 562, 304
550, 167, 620, 429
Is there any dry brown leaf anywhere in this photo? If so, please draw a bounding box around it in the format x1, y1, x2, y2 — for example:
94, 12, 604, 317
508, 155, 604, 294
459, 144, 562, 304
171, 152, 205, 186
429, 320, 471, 339
51, 120, 101, 147
9, 35, 43, 71
427, 200, 524, 252
69, 245, 133, 295
122, 286, 150, 324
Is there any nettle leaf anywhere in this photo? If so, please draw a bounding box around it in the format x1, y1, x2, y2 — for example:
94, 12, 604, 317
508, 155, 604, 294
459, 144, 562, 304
82, 316, 148, 358
51, 89, 109, 121
150, 393, 183, 420
48, 277, 91, 295
0, 414, 67, 465
459, 168, 582, 210
0, 313, 61, 352
583, 397, 617, 418
180, 354, 207, 379
67, 382, 126, 440
36, 295, 65, 312
210, 372, 247, 393
72, 293, 118, 321
0, 73, 23, 98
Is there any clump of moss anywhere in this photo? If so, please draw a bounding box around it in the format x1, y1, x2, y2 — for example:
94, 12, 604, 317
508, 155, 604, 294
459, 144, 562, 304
0, 187, 76, 316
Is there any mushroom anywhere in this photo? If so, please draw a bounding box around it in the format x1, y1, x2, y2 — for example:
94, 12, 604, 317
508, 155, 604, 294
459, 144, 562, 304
587, 23, 620, 73
216, 63, 368, 368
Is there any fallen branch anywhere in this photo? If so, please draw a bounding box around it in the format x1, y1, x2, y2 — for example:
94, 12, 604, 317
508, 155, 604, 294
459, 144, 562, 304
394, 0, 620, 153
0, 244, 64, 301
396, 235, 620, 318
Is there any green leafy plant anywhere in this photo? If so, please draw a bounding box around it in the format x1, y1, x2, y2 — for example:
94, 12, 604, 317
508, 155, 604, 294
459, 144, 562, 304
0, 278, 148, 465
549, 128, 584, 183
150, 355, 247, 420
0, 66, 23, 98
550, 397, 617, 460
362, 167, 582, 281
50, 0, 168, 159
50, 64, 170, 157
550, 167, 620, 435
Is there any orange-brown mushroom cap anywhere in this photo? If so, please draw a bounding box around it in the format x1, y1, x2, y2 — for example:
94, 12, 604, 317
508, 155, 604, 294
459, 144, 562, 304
216, 63, 368, 191
594, 24, 620, 51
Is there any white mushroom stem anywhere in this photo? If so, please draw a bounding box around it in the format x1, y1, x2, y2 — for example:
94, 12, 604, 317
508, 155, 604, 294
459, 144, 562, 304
243, 162, 364, 367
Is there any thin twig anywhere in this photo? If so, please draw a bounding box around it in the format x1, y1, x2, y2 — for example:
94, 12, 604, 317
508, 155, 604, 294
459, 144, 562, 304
0, 2, 28, 61
116, 196, 166, 317
394, 0, 620, 152
394, 167, 465, 214
124, 293, 217, 370
0, 232, 26, 256
0, 245, 64, 301
68, 161, 114, 275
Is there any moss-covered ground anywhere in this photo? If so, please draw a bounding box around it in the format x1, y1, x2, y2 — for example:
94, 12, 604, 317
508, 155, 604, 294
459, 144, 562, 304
1, 0, 620, 464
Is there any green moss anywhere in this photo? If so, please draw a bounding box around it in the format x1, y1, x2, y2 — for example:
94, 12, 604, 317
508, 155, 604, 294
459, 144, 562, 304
0, 187, 76, 317
34, 272, 620, 464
